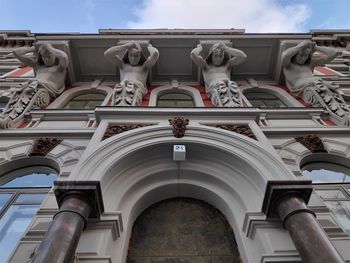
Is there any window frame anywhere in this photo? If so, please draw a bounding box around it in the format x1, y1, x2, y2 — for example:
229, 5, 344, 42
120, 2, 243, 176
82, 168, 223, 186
48, 86, 112, 109
241, 85, 304, 108
149, 85, 204, 107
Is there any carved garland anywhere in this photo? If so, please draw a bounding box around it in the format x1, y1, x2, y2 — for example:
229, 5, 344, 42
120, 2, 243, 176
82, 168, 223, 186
206, 124, 257, 140
169, 117, 189, 138
29, 138, 63, 156
295, 135, 327, 153
102, 124, 152, 141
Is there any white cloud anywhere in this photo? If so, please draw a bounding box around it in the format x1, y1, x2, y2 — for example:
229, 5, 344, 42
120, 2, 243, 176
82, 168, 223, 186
128, 0, 310, 33
84, 0, 96, 30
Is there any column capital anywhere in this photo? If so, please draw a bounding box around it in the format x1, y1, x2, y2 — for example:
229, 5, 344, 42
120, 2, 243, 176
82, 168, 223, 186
262, 180, 313, 219
54, 181, 104, 219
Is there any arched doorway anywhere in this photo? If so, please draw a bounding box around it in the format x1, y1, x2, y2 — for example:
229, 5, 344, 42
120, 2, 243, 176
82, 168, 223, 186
127, 198, 241, 262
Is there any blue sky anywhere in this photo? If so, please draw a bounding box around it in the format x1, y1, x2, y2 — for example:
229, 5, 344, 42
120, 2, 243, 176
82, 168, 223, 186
0, 0, 349, 33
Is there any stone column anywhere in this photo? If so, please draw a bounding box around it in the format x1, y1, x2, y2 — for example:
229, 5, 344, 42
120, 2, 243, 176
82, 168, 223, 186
32, 181, 104, 263
263, 181, 345, 263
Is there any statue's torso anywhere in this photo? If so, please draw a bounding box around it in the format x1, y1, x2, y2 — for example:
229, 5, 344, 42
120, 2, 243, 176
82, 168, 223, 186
35, 65, 66, 95
120, 64, 148, 86
203, 65, 231, 87
284, 64, 317, 94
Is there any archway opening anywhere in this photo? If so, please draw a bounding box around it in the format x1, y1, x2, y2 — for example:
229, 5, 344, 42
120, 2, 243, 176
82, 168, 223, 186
127, 197, 241, 263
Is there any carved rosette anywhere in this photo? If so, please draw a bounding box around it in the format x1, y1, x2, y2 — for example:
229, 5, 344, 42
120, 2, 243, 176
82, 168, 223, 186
207, 124, 257, 140
208, 80, 243, 107
0, 81, 51, 128
29, 138, 63, 156
302, 80, 350, 125
112, 80, 147, 106
102, 124, 152, 140
169, 117, 189, 138
295, 135, 327, 153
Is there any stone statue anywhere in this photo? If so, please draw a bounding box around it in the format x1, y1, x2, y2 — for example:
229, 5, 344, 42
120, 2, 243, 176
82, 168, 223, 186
104, 41, 159, 106
0, 42, 68, 128
191, 42, 247, 107
282, 40, 350, 125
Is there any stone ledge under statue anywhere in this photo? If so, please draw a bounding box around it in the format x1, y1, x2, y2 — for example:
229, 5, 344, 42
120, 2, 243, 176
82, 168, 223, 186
0, 42, 68, 128
282, 40, 350, 125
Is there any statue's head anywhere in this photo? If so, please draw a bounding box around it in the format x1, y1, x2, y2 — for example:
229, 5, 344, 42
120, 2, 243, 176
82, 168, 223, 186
128, 47, 142, 66
294, 43, 314, 65
206, 43, 229, 66
37, 43, 56, 67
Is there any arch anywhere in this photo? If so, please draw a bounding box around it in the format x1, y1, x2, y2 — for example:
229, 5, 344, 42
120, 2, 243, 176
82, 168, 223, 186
71, 124, 295, 262
0, 157, 59, 263
127, 198, 241, 262
48, 86, 113, 109
241, 85, 303, 108
149, 85, 204, 107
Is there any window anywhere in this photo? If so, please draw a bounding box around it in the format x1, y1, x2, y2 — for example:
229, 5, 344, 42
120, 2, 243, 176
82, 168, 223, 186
244, 91, 287, 108
302, 162, 350, 183
0, 166, 57, 262
157, 92, 194, 107
314, 186, 350, 236
63, 93, 106, 109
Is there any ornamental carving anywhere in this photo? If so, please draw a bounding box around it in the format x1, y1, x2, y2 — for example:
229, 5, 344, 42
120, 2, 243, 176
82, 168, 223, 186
282, 40, 350, 125
102, 124, 152, 140
207, 124, 257, 140
190, 42, 246, 107
29, 138, 63, 156
169, 117, 189, 138
104, 41, 159, 106
0, 42, 68, 128
295, 135, 327, 153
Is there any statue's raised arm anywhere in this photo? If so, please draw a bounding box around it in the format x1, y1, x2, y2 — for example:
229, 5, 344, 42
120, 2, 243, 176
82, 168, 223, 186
190, 42, 247, 107
311, 45, 339, 66
105, 41, 159, 106
13, 46, 37, 68
190, 44, 207, 68
0, 42, 69, 128
282, 40, 350, 125
143, 44, 159, 69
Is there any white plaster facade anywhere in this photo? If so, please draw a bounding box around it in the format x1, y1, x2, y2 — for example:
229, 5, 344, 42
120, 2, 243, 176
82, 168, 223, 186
0, 29, 350, 263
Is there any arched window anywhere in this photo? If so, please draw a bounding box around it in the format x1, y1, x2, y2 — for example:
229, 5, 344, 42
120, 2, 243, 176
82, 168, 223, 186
301, 154, 350, 236
157, 92, 195, 107
244, 90, 287, 108
302, 162, 350, 183
63, 93, 106, 109
0, 166, 57, 262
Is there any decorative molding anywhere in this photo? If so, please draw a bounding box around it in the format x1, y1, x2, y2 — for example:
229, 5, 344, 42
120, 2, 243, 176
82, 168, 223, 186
295, 135, 327, 153
29, 138, 63, 156
168, 116, 189, 138
54, 181, 104, 219
262, 180, 313, 220
207, 124, 257, 140
102, 124, 152, 141
302, 82, 350, 126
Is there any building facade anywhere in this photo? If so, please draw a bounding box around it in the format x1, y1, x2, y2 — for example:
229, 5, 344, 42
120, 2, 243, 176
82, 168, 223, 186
0, 29, 350, 263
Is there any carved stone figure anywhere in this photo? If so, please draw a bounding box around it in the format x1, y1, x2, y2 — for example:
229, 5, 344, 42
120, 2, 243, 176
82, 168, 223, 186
191, 42, 247, 107
0, 42, 68, 128
104, 41, 159, 106
282, 40, 350, 125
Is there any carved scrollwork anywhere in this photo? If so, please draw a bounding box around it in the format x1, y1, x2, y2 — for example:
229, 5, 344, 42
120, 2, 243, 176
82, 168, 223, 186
295, 135, 327, 153
29, 138, 63, 156
302, 82, 350, 125
206, 124, 257, 140
102, 124, 152, 140
169, 117, 189, 138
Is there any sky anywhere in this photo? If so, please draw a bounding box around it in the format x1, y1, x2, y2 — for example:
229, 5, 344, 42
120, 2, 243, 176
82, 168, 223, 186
0, 0, 349, 33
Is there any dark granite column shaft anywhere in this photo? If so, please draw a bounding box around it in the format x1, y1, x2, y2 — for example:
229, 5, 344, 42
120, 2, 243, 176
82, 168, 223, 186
277, 195, 344, 263
31, 193, 92, 263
